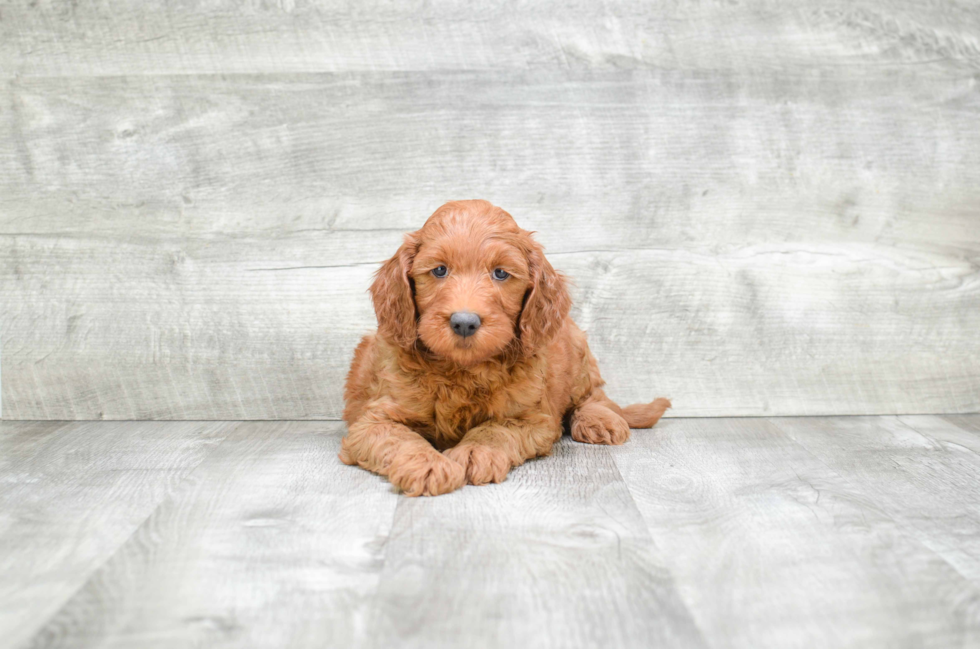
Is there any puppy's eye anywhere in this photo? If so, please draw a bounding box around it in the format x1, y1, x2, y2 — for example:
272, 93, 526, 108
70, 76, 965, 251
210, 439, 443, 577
492, 268, 510, 281
431, 265, 448, 278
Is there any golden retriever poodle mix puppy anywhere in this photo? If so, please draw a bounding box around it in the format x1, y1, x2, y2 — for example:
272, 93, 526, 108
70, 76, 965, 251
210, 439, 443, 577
340, 200, 670, 496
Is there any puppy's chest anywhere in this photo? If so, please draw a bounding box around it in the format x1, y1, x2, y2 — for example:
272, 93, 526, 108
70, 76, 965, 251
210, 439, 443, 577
408, 374, 527, 445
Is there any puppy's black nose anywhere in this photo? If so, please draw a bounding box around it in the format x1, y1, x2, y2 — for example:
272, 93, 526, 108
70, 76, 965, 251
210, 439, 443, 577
450, 311, 481, 338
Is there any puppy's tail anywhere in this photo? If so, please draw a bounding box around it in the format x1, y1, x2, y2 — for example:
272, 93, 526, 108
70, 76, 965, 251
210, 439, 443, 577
610, 397, 672, 429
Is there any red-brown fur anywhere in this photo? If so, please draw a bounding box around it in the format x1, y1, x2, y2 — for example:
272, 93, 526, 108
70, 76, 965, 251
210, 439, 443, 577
340, 200, 670, 496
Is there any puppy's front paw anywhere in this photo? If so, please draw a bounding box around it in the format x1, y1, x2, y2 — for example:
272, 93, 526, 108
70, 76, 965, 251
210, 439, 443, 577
444, 443, 513, 486
388, 448, 466, 497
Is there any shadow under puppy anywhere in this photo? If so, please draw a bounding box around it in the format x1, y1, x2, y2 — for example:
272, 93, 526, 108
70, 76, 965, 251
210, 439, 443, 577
341, 200, 670, 496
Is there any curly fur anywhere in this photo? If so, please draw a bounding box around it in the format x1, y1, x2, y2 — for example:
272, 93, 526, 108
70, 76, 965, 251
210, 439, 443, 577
340, 200, 670, 496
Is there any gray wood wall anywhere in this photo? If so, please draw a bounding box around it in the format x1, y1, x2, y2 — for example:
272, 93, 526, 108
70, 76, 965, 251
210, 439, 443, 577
2, 1, 979, 420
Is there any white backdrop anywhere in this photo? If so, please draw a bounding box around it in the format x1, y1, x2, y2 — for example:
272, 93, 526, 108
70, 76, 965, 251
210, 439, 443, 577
2, 1, 979, 419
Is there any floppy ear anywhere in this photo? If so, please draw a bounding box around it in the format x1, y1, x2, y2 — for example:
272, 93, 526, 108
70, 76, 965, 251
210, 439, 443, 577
518, 234, 571, 355
370, 233, 419, 348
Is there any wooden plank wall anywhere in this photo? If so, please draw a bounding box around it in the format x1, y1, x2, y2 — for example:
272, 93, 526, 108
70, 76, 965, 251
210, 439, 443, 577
1, 1, 979, 420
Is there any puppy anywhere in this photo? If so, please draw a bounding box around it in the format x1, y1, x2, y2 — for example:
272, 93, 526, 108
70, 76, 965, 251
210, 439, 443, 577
340, 200, 670, 496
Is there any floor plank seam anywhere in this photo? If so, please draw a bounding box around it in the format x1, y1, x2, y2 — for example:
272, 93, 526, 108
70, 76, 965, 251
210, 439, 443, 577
353, 483, 402, 648
15, 421, 242, 649
605, 443, 715, 649
766, 416, 980, 590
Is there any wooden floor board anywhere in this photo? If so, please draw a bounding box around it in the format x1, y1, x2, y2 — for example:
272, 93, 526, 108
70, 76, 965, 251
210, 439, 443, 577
365, 438, 706, 649
771, 416, 980, 588
613, 417, 980, 649
3, 417, 978, 648
0, 420, 235, 649
939, 415, 980, 440
19, 421, 400, 649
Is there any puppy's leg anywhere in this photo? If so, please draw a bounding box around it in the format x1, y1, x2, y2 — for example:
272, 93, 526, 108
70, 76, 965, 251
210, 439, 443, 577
570, 394, 632, 445
444, 415, 561, 486
340, 409, 465, 497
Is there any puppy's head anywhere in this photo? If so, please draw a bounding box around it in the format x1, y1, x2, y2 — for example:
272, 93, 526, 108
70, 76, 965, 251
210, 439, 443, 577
370, 200, 570, 365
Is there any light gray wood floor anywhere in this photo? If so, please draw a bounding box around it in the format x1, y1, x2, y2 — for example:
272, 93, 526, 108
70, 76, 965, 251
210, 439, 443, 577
2, 416, 979, 648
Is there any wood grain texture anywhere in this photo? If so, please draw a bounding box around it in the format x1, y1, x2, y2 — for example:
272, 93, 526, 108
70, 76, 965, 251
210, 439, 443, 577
6, 417, 980, 647
20, 421, 400, 649
2, 1, 979, 77
612, 417, 980, 649
941, 414, 980, 438
4, 227, 977, 420
5, 70, 980, 240
3, 65, 980, 419
771, 416, 980, 586
1, 231, 379, 420
367, 438, 706, 648
2, 3, 980, 419
0, 420, 234, 648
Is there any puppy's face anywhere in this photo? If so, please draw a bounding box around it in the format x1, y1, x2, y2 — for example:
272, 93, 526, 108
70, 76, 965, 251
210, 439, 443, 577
411, 221, 531, 365
370, 200, 571, 366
